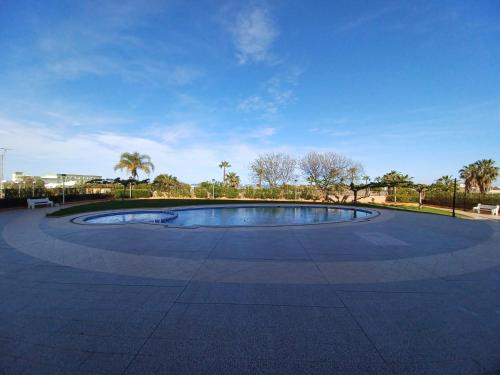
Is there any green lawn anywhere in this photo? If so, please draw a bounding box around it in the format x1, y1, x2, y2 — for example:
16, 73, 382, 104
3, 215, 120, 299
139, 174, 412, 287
47, 198, 467, 218
364, 203, 469, 219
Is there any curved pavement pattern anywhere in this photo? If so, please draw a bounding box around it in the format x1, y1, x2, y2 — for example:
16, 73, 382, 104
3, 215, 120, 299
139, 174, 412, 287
0, 205, 499, 374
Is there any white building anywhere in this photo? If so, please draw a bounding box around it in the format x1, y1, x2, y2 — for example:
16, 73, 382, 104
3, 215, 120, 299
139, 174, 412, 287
12, 172, 101, 188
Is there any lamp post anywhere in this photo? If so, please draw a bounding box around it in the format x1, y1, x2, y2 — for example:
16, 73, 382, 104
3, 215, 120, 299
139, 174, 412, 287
452, 178, 457, 218
294, 179, 298, 200
61, 174, 67, 205
0, 148, 12, 199
32, 181, 35, 197
211, 179, 215, 199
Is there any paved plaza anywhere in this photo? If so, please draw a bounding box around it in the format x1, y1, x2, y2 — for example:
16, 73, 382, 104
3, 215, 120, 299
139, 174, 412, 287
0, 205, 499, 374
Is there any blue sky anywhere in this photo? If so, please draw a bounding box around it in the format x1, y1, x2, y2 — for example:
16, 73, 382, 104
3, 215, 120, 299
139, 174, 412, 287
0, 0, 499, 184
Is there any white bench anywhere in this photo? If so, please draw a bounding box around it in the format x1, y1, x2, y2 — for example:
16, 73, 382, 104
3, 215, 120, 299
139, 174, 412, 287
27, 198, 54, 209
472, 203, 499, 215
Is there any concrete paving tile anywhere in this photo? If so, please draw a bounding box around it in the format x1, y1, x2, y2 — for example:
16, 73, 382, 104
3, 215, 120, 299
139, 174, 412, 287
58, 319, 157, 338
0, 354, 30, 375
387, 358, 484, 375
210, 231, 310, 261
78, 352, 135, 375
177, 281, 344, 307
145, 303, 381, 363
125, 355, 390, 375
16, 331, 143, 355
195, 259, 327, 284
19, 345, 91, 370
337, 290, 500, 364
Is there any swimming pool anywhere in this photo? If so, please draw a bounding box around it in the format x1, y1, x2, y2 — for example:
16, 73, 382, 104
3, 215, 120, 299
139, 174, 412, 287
79, 205, 376, 227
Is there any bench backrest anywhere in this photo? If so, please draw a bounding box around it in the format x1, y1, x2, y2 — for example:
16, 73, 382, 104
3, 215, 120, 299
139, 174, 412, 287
477, 204, 499, 209
27, 198, 50, 204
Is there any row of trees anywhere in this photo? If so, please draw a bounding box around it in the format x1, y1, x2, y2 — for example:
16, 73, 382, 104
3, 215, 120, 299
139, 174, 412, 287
111, 152, 498, 203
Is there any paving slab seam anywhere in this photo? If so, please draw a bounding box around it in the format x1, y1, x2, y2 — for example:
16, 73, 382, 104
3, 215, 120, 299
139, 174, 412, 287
333, 292, 389, 366
173, 301, 348, 309
119, 229, 229, 375
290, 228, 390, 366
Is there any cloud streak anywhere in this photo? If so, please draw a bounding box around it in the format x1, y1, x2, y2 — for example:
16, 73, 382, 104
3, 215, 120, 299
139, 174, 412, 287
232, 6, 278, 64
237, 68, 301, 117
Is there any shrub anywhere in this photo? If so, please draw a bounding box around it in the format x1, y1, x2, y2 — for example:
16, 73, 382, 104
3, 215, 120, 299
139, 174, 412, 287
385, 187, 419, 203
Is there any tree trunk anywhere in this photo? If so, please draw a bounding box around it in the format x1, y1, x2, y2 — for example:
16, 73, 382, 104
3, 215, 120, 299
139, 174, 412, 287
419, 191, 423, 209
394, 186, 397, 203
323, 189, 329, 202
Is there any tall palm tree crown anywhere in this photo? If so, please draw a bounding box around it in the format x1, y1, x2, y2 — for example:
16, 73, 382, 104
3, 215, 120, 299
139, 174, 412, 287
219, 161, 231, 183
474, 159, 498, 193
459, 164, 477, 193
225, 172, 240, 188
460, 159, 498, 193
435, 175, 454, 191
114, 152, 155, 179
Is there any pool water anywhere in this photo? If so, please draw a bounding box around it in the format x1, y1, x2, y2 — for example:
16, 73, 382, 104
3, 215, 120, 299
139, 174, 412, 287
84, 211, 177, 224
82, 206, 373, 227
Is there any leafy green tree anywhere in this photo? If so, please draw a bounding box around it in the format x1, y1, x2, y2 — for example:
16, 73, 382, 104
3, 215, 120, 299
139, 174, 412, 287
219, 161, 231, 183
414, 184, 429, 209
114, 152, 154, 179
380, 170, 412, 203
153, 174, 182, 191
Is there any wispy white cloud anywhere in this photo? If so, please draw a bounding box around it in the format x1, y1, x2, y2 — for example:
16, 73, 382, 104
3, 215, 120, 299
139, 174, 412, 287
0, 115, 336, 184
232, 6, 278, 64
23, 1, 203, 88
46, 55, 203, 86
237, 68, 301, 117
248, 127, 277, 138
310, 128, 355, 137
338, 5, 400, 32
150, 122, 200, 143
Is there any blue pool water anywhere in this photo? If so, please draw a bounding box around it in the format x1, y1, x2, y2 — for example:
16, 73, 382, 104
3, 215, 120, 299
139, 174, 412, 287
82, 206, 373, 227
84, 211, 177, 224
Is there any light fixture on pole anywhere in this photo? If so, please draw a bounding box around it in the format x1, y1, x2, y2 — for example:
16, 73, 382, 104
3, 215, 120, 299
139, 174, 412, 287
61, 174, 67, 205
0, 148, 12, 199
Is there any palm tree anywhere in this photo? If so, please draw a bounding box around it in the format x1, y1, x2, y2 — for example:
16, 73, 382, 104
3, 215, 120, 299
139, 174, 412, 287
459, 164, 477, 193
435, 175, 454, 192
225, 172, 240, 188
219, 161, 231, 183
114, 152, 155, 179
474, 159, 498, 193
